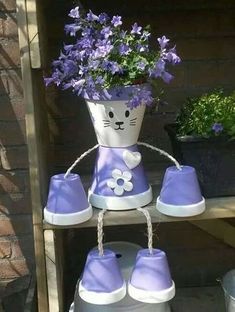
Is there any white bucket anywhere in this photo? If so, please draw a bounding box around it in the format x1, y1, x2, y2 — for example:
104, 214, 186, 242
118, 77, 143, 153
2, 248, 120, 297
222, 270, 235, 312
71, 241, 171, 312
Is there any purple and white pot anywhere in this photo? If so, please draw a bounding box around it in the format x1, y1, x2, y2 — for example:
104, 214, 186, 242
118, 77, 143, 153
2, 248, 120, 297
128, 248, 175, 304
86, 85, 152, 210
44, 173, 92, 226
79, 249, 126, 305
73, 242, 171, 312
156, 165, 205, 217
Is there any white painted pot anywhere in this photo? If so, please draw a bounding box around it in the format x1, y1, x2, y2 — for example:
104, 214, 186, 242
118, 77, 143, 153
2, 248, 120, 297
86, 99, 145, 148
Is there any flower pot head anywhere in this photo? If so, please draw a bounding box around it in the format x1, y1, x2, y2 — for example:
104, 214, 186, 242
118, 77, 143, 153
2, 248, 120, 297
79, 249, 126, 305
128, 249, 175, 303
157, 166, 205, 217
44, 173, 92, 226
86, 85, 148, 148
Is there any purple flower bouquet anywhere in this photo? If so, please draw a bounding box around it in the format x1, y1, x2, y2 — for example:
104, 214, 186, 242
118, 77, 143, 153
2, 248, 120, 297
45, 6, 180, 108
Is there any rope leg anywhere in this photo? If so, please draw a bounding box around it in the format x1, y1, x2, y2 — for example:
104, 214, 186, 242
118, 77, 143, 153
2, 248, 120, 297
64, 144, 99, 178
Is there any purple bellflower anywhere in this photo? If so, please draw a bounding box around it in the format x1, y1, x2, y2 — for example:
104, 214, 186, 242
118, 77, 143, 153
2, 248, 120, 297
45, 6, 181, 107
111, 16, 122, 27
131, 22, 142, 35
212, 123, 224, 134
119, 43, 131, 55
68, 6, 80, 19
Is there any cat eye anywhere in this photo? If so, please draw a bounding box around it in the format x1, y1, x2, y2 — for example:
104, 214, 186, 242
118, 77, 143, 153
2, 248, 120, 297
125, 110, 130, 118
109, 111, 114, 118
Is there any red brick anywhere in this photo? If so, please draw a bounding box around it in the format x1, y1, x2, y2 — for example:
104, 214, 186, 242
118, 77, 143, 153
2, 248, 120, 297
0, 215, 32, 236
0, 14, 18, 38
0, 73, 8, 95
0, 241, 11, 259
0, 40, 20, 69
0, 120, 26, 145
11, 236, 34, 261
0, 19, 3, 36
0, 96, 25, 120
0, 193, 31, 215
0, 0, 16, 11
0, 259, 29, 279
0, 170, 29, 193
7, 69, 23, 98
0, 70, 23, 98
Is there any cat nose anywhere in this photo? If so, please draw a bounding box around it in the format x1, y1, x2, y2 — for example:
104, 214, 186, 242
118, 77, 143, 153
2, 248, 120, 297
115, 121, 124, 126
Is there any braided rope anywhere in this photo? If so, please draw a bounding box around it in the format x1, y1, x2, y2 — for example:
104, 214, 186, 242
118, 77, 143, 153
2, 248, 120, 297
137, 141, 182, 170
137, 208, 153, 254
97, 209, 106, 256
64, 144, 99, 179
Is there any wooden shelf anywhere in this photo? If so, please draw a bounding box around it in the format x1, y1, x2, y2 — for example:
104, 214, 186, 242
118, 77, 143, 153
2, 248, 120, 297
43, 183, 235, 230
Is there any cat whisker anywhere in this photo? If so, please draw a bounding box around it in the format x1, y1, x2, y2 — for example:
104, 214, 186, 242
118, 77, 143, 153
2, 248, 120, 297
130, 124, 136, 126
104, 125, 111, 128
130, 117, 137, 121
130, 122, 136, 125
103, 120, 110, 122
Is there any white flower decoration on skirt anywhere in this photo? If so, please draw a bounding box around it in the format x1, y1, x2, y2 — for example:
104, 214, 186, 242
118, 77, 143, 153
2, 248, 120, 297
107, 169, 133, 196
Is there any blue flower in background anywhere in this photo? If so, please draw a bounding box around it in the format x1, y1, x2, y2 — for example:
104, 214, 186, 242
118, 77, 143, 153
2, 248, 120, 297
212, 123, 224, 134
137, 61, 146, 71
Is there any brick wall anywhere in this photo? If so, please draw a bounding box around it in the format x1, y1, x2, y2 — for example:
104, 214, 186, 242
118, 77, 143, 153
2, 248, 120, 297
44, 0, 235, 174
0, 0, 34, 297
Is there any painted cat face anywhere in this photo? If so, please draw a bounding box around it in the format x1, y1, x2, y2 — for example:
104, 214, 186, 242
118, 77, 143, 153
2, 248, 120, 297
86, 100, 146, 148
103, 108, 137, 131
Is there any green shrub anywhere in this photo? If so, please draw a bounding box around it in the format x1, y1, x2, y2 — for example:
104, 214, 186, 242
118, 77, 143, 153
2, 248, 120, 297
176, 90, 235, 138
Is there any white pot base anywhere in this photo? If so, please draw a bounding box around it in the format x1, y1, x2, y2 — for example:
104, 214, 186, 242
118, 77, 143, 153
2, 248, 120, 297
79, 281, 126, 305
156, 197, 206, 217
128, 281, 175, 303
88, 187, 152, 210
44, 205, 93, 226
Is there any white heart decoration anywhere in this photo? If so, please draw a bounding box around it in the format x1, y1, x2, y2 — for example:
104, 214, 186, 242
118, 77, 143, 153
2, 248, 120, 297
123, 150, 142, 170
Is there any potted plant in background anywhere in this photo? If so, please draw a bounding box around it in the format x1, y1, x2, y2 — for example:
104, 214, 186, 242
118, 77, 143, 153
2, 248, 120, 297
45, 6, 181, 210
165, 89, 235, 198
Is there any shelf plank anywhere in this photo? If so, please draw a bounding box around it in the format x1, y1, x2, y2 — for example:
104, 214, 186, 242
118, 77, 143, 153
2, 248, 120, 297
43, 183, 235, 230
